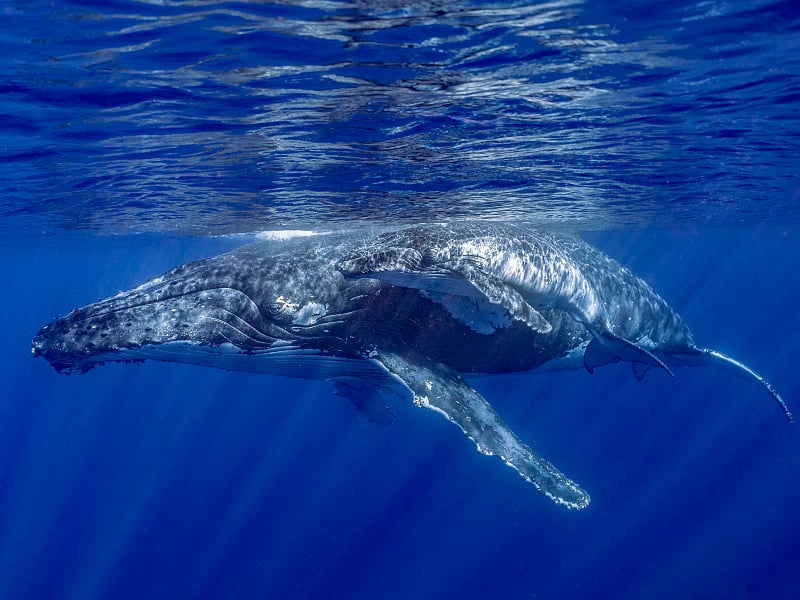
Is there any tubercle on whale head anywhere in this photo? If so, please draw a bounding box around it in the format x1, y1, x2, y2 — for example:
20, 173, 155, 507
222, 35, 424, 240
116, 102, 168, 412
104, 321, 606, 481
31, 327, 88, 374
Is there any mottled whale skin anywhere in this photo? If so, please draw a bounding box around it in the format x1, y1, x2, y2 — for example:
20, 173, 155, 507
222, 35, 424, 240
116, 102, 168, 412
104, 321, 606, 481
338, 223, 792, 421
32, 231, 595, 509
32, 232, 589, 378
32, 226, 792, 510
338, 223, 686, 374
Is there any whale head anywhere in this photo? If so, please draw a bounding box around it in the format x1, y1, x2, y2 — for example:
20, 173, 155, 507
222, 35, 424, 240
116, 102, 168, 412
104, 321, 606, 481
32, 262, 281, 374
32, 243, 376, 375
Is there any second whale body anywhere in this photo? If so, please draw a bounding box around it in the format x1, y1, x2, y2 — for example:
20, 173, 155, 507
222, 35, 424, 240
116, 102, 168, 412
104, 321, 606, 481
338, 223, 792, 421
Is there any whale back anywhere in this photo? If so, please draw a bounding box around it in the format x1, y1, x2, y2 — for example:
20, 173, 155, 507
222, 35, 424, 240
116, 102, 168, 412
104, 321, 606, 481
338, 223, 696, 353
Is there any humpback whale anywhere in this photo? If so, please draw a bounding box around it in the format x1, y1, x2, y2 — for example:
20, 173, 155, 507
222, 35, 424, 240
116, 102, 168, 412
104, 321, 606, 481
32, 226, 791, 510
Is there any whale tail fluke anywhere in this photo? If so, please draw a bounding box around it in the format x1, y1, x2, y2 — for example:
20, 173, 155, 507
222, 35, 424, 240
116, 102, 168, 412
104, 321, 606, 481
697, 348, 793, 424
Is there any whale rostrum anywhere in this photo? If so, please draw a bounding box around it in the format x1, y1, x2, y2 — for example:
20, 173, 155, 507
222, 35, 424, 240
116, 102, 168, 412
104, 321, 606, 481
32, 225, 792, 510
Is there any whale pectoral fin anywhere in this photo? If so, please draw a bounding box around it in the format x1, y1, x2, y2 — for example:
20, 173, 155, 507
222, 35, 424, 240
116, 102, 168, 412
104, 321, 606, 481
334, 379, 396, 425
584, 334, 674, 377
374, 351, 590, 509
460, 267, 552, 334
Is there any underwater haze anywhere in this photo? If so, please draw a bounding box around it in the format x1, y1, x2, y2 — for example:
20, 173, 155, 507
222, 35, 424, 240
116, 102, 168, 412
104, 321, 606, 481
2, 1, 800, 599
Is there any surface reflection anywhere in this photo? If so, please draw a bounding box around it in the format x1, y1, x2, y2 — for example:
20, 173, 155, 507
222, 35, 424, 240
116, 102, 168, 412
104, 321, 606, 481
3, 0, 797, 233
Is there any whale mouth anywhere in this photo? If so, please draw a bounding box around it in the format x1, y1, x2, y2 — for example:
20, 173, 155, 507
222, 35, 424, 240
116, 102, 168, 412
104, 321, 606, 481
30, 269, 368, 376
30, 280, 294, 375
31, 332, 389, 382
31, 331, 95, 374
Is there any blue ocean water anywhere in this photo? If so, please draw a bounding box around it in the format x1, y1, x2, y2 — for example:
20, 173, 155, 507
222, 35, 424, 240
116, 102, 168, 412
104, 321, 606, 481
2, 1, 800, 599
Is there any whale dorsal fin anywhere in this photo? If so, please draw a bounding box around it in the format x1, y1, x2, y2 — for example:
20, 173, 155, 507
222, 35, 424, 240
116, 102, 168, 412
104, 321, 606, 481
374, 351, 590, 509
